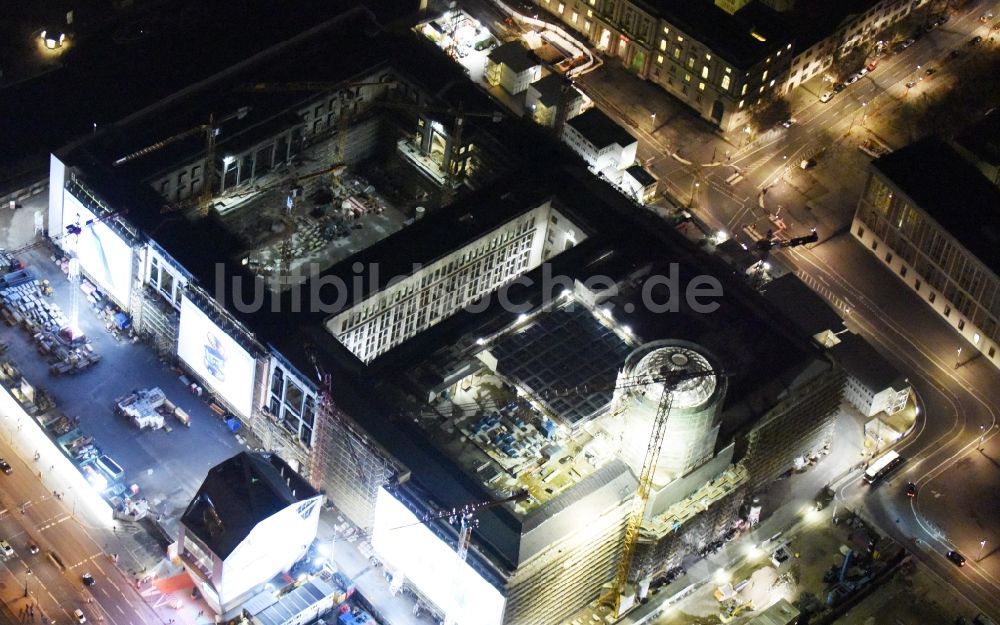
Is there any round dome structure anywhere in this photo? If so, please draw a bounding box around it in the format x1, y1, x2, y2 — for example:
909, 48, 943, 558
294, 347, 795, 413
616, 341, 726, 486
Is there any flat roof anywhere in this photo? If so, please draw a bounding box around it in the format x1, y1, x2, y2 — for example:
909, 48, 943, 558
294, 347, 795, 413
487, 41, 541, 73
784, 0, 880, 53
762, 274, 844, 337
872, 136, 1000, 278
954, 109, 1000, 167
625, 164, 657, 186
492, 303, 634, 425
830, 332, 905, 392
530, 72, 581, 107
0, 1, 417, 192
566, 108, 635, 150
643, 0, 790, 69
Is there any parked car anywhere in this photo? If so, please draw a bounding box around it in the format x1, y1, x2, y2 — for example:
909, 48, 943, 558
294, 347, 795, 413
800, 158, 817, 170
0, 541, 14, 558
846, 73, 862, 84
969, 35, 983, 45
833, 82, 846, 93
0, 459, 11, 475
946, 550, 967, 567
819, 91, 834, 103
925, 67, 937, 76
905, 482, 918, 497
948, 49, 961, 60
780, 117, 796, 128
27, 543, 40, 555
73, 609, 87, 624
980, 12, 993, 23
81, 572, 96, 586
906, 80, 919, 89
897, 38, 916, 51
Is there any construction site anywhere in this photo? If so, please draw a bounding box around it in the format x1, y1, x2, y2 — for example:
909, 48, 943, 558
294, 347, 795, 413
24, 6, 853, 625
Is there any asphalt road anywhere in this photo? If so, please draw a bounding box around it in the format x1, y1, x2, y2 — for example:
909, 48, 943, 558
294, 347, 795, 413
530, 0, 1000, 616
0, 406, 163, 625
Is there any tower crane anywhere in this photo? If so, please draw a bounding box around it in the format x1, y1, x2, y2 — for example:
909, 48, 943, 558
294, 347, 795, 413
113, 107, 250, 217
750, 227, 818, 289
305, 343, 377, 491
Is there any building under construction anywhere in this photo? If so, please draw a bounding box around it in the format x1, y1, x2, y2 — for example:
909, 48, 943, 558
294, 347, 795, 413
44, 5, 842, 624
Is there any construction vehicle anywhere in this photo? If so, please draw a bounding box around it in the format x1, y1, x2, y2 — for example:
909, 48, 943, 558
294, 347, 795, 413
113, 107, 250, 216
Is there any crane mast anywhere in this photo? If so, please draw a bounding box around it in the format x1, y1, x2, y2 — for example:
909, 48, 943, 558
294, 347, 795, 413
607, 367, 720, 617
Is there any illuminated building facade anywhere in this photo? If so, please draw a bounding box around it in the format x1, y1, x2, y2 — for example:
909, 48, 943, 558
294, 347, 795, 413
178, 452, 321, 617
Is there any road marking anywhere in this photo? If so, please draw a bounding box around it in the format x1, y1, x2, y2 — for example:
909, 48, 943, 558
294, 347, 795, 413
38, 514, 71, 531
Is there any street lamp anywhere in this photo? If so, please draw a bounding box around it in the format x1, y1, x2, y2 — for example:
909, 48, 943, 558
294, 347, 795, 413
23, 568, 31, 598
979, 539, 987, 562
956, 346, 963, 368
650, 112, 657, 131
979, 425, 986, 451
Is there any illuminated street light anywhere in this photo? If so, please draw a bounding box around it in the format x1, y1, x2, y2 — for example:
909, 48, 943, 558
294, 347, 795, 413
979, 539, 987, 562
979, 425, 986, 451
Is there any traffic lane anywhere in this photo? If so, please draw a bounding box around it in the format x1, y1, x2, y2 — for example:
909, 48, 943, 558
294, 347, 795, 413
0, 536, 77, 624
0, 438, 162, 624
863, 485, 1000, 618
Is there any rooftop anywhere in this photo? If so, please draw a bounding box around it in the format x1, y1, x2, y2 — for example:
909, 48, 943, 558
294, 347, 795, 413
487, 41, 541, 73
872, 136, 1000, 278
181, 452, 318, 560
529, 72, 580, 107
566, 108, 636, 150
954, 109, 1000, 167
644, 0, 791, 69
625, 164, 657, 187
0, 0, 417, 192
762, 274, 844, 338
830, 332, 906, 392
491, 303, 635, 425
784, 0, 882, 53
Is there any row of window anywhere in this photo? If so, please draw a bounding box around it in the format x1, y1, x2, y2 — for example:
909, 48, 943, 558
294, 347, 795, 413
858, 223, 1000, 351
337, 229, 539, 362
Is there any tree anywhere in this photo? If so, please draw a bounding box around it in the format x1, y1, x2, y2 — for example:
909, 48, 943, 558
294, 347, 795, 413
830, 45, 869, 83
748, 95, 792, 134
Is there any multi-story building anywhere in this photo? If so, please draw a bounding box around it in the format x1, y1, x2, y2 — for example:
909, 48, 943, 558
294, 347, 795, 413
784, 0, 914, 92
832, 332, 910, 418
525, 72, 589, 127
485, 41, 543, 95
951, 109, 1000, 188
534, 0, 792, 131
178, 452, 321, 617
562, 107, 638, 173
853, 136, 1000, 369
44, 7, 843, 624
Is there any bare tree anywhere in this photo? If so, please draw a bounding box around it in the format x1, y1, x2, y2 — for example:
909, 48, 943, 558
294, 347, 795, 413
748, 95, 792, 134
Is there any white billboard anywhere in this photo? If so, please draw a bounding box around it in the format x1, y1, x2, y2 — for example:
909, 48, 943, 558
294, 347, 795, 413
177, 296, 256, 417
62, 191, 134, 306
372, 488, 505, 625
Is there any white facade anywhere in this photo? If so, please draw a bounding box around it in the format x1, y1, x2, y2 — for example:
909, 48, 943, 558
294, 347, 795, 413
784, 0, 913, 92
842, 372, 909, 418
561, 124, 637, 175
181, 495, 322, 615
485, 47, 542, 95
328, 200, 584, 363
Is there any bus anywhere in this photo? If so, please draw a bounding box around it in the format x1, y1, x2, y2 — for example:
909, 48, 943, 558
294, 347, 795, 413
864, 450, 902, 485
